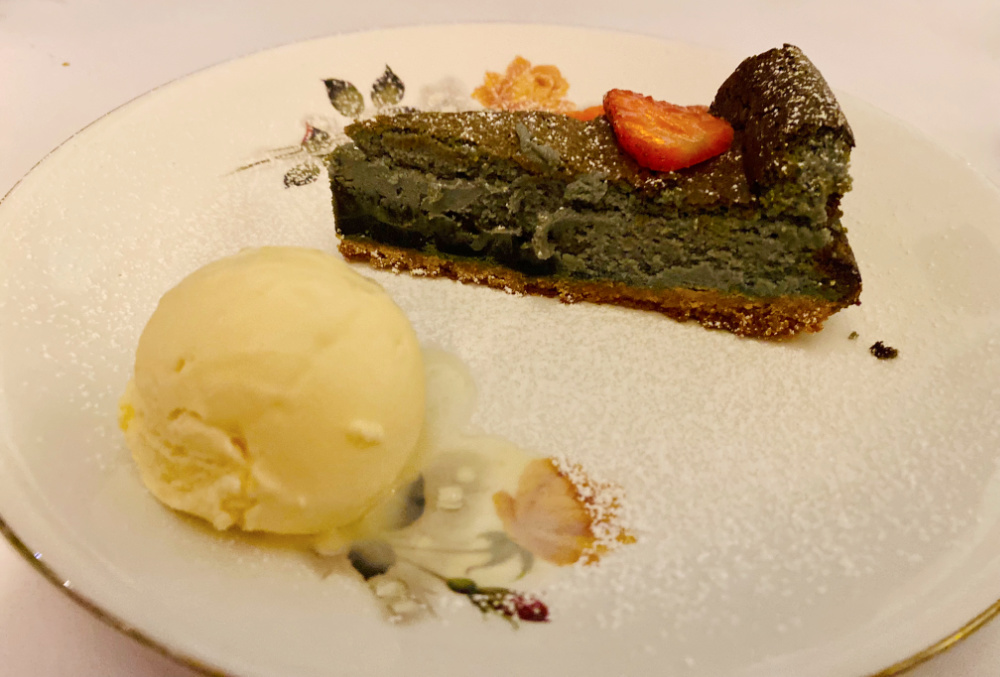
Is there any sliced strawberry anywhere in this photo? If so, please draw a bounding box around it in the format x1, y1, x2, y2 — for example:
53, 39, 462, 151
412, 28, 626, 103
564, 104, 605, 121
602, 89, 734, 172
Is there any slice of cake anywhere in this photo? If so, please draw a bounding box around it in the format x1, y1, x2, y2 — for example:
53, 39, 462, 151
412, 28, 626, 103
324, 45, 861, 339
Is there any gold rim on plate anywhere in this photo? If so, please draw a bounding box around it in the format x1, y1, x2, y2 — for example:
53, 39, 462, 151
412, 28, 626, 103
1, 512, 997, 677
2, 23, 998, 677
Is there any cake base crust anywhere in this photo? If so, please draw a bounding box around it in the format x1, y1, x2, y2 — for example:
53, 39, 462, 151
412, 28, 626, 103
339, 237, 855, 340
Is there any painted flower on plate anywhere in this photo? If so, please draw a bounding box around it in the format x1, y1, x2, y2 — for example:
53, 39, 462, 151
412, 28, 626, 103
493, 458, 634, 566
472, 56, 577, 113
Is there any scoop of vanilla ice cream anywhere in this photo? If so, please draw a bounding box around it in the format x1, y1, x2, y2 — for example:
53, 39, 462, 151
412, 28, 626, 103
119, 247, 425, 535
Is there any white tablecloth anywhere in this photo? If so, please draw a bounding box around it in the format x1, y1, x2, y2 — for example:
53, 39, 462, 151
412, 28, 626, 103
2, 1, 999, 675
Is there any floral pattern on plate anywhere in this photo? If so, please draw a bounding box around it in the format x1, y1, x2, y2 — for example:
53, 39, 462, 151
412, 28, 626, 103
230, 66, 635, 627
312, 352, 633, 627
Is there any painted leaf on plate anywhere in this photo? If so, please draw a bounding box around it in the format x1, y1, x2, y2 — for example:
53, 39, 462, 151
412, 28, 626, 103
371, 65, 405, 108
323, 78, 365, 117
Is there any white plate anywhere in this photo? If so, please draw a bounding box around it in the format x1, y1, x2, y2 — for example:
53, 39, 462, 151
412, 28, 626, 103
2, 23, 1000, 677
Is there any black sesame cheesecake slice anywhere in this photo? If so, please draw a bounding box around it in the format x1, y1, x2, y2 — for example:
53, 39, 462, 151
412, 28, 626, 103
325, 45, 861, 339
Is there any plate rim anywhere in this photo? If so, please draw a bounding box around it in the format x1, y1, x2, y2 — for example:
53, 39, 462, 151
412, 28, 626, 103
5, 492, 999, 677
2, 21, 999, 677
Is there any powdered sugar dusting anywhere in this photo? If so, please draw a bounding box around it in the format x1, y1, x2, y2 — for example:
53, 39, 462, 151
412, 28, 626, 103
551, 455, 635, 562
1, 34, 1000, 677
400, 279, 999, 672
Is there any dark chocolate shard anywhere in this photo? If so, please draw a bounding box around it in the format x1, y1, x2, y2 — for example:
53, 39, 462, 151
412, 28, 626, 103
710, 44, 855, 190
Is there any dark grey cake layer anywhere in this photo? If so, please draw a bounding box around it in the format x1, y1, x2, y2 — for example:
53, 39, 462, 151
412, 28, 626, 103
325, 44, 861, 316
330, 142, 847, 299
